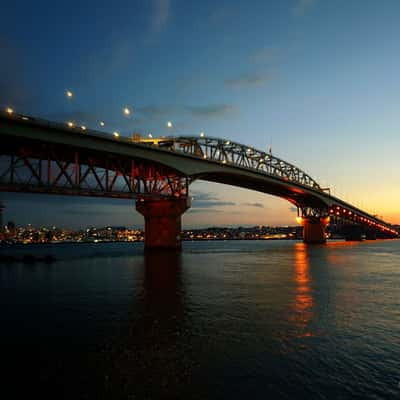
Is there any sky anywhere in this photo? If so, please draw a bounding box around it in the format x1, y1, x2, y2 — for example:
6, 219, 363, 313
1, 0, 400, 228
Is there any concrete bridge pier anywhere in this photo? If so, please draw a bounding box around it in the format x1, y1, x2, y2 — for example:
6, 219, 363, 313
343, 224, 364, 241
365, 229, 377, 240
136, 197, 190, 251
302, 217, 328, 244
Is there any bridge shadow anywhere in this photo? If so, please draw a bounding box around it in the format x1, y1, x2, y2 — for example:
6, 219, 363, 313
90, 251, 196, 399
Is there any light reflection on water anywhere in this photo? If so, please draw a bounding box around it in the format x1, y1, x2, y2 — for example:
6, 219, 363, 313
1, 240, 400, 399
292, 243, 314, 338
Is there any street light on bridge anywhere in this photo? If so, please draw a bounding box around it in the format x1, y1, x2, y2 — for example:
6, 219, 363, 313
66, 90, 73, 98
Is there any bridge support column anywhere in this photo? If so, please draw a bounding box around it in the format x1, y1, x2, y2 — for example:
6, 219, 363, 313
365, 229, 377, 240
136, 197, 190, 251
302, 217, 328, 244
343, 224, 364, 241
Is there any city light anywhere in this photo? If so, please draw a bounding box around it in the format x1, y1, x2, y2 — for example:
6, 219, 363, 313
66, 90, 73, 98
113, 131, 120, 137
100, 121, 105, 127
123, 107, 131, 116
166, 121, 173, 128
200, 132, 205, 137
81, 126, 86, 131
148, 133, 153, 138
6, 107, 14, 114
67, 121, 74, 127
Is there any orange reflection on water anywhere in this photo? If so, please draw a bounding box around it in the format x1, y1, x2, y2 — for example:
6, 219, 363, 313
292, 242, 314, 338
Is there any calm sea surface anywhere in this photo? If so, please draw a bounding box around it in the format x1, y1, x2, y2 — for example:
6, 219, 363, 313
1, 240, 400, 399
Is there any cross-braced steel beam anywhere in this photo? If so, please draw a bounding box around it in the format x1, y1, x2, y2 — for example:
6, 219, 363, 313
0, 143, 189, 199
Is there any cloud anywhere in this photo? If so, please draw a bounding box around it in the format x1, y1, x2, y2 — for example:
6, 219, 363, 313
187, 208, 224, 214
194, 201, 236, 208
136, 103, 237, 121
225, 72, 273, 88
241, 202, 265, 208
186, 104, 237, 118
151, 0, 171, 33
191, 192, 219, 201
191, 191, 235, 209
137, 105, 177, 120
292, 0, 316, 17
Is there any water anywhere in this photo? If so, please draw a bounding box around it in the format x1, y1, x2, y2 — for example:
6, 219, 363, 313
1, 240, 400, 399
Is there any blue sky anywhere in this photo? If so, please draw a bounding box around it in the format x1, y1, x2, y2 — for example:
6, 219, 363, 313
1, 0, 399, 228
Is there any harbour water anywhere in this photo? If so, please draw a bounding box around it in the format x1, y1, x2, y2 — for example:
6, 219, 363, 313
1, 240, 399, 399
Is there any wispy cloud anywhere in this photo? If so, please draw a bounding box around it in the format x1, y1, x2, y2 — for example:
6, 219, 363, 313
137, 104, 177, 120
187, 208, 224, 214
225, 71, 273, 88
241, 202, 265, 208
292, 0, 316, 17
134, 103, 237, 121
186, 104, 237, 118
151, 0, 171, 33
191, 192, 235, 209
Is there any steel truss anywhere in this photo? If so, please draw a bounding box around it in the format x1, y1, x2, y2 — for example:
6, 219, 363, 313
298, 206, 329, 219
171, 137, 321, 190
0, 145, 189, 199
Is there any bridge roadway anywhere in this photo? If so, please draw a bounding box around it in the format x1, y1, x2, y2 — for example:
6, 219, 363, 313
0, 112, 398, 248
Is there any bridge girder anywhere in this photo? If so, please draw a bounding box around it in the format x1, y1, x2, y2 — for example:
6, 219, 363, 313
0, 140, 189, 199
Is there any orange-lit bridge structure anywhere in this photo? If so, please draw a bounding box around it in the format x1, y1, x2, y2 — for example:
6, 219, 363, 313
0, 112, 398, 249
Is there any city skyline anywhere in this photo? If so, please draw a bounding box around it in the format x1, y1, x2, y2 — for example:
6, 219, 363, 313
1, 0, 400, 227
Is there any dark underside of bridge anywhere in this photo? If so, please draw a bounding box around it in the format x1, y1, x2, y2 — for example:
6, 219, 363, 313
196, 172, 326, 210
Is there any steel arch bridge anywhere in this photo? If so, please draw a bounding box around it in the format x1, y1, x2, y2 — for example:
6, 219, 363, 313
0, 111, 398, 246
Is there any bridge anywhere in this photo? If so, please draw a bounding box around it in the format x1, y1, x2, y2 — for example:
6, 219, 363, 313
0, 111, 398, 249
